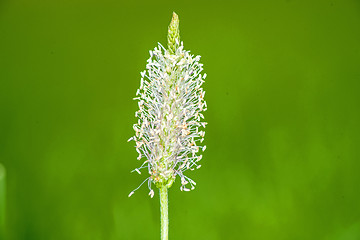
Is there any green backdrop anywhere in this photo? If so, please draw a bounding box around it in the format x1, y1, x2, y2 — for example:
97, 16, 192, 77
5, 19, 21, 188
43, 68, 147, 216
1, 0, 360, 239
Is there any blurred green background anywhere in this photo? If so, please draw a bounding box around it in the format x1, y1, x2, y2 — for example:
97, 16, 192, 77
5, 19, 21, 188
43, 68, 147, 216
1, 0, 360, 239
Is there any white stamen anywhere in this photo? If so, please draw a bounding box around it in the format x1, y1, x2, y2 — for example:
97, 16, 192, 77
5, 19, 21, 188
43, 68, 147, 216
149, 189, 154, 198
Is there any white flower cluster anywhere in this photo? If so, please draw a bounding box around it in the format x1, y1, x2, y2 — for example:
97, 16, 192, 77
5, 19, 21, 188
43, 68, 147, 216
128, 41, 207, 198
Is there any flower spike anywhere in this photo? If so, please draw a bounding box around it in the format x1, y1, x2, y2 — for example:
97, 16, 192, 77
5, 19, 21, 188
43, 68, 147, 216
129, 12, 207, 198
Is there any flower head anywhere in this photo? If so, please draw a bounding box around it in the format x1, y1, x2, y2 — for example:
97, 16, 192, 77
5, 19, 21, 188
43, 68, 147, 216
128, 12, 207, 197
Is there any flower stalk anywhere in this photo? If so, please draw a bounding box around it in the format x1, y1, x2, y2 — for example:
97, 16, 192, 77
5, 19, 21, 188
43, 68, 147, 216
160, 186, 168, 240
0, 164, 5, 239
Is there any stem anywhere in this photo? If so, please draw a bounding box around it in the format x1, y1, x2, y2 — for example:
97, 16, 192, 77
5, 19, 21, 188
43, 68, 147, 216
0, 164, 6, 239
160, 186, 168, 240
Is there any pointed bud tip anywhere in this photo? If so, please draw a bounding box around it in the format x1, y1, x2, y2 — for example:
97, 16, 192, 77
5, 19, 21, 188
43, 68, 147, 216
172, 12, 179, 22
169, 11, 179, 30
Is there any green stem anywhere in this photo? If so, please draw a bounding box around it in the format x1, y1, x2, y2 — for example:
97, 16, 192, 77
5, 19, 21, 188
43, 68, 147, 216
0, 164, 6, 239
160, 186, 168, 240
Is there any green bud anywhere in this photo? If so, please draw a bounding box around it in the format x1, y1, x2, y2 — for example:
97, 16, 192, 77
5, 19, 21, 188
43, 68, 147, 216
167, 12, 180, 54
